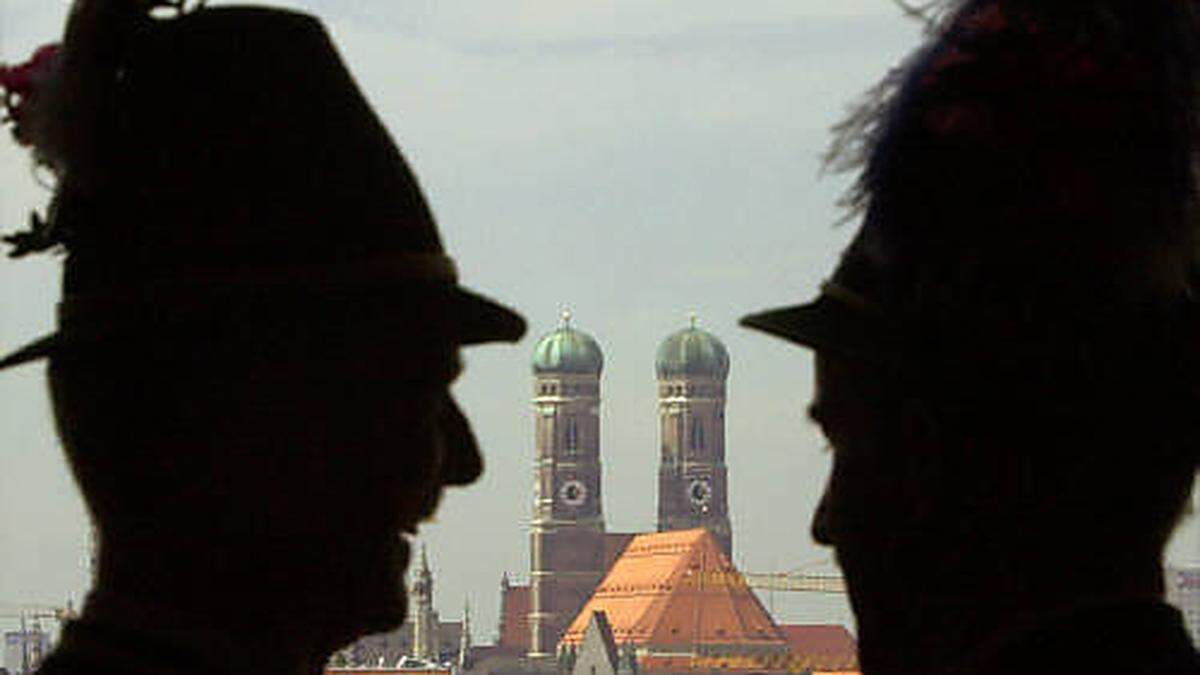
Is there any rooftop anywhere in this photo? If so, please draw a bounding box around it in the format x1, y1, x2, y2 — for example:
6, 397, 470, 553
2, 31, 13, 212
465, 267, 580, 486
559, 529, 785, 651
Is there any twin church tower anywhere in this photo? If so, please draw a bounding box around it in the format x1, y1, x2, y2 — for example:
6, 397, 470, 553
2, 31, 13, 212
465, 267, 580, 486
526, 312, 732, 658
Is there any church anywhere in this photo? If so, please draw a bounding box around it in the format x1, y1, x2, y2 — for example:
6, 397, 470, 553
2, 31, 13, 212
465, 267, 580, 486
497, 312, 736, 661
335, 313, 859, 674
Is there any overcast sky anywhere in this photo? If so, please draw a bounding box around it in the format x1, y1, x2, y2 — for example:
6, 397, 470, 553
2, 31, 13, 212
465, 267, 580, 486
2, 0, 1196, 642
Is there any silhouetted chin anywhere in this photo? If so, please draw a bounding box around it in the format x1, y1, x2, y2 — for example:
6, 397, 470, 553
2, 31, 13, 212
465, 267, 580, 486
838, 550, 928, 675
317, 533, 412, 646
359, 534, 412, 633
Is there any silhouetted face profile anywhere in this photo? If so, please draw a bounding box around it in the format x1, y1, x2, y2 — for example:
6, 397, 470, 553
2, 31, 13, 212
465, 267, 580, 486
739, 0, 1200, 672
805, 341, 1200, 674
47, 326, 487, 649
807, 353, 923, 670
0, 4, 527, 672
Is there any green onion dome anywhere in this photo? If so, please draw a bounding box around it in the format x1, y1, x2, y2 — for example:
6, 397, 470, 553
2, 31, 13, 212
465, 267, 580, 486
655, 317, 729, 379
532, 311, 604, 375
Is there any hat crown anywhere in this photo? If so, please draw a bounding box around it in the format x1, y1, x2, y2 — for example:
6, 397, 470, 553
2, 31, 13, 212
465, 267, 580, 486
58, 6, 444, 294
0, 5, 527, 369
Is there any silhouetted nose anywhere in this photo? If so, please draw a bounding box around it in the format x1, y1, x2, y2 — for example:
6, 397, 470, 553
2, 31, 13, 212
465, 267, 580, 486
440, 396, 483, 486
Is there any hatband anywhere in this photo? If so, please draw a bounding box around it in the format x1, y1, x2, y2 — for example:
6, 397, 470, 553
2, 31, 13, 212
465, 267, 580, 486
57, 252, 460, 341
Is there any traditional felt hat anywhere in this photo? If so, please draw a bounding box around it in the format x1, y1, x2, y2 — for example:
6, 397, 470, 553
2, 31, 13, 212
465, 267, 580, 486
0, 4, 525, 369
741, 0, 1200, 370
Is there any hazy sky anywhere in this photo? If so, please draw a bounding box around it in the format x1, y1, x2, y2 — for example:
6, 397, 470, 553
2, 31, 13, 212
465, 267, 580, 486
2, 0, 1196, 642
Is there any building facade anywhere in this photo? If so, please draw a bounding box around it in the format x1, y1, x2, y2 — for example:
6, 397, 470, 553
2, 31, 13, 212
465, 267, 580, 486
1166, 566, 1200, 646
529, 313, 608, 659
655, 319, 732, 557
3, 627, 50, 675
497, 314, 737, 661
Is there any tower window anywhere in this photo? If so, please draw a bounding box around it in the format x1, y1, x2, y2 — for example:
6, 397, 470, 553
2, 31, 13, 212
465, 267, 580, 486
691, 420, 705, 450
565, 418, 579, 451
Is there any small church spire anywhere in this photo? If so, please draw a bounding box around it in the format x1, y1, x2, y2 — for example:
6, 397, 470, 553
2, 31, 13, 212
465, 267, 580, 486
458, 598, 473, 670
689, 312, 698, 330
561, 307, 573, 329
411, 544, 437, 661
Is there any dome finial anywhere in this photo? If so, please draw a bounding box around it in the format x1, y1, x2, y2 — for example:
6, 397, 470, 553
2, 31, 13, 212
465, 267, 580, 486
689, 311, 698, 330
561, 307, 572, 329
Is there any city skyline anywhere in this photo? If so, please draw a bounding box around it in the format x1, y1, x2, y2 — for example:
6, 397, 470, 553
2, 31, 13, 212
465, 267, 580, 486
2, 0, 1197, 645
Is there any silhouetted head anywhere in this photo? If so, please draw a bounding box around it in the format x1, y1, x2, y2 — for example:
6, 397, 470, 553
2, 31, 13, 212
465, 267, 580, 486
0, 1, 524, 656
743, 0, 1200, 671
47, 315, 489, 648
802, 324, 1197, 670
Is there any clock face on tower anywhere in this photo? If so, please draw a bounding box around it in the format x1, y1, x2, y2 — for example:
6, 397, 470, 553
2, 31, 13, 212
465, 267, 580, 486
688, 478, 712, 507
559, 479, 588, 506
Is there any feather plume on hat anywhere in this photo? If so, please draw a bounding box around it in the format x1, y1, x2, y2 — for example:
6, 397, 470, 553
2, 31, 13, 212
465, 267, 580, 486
825, 0, 1200, 318
0, 0, 527, 369
744, 0, 1200, 389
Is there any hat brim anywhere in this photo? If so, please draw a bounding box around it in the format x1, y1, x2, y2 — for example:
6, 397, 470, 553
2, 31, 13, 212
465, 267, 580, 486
0, 334, 57, 370
450, 286, 527, 345
0, 285, 526, 371
739, 294, 901, 365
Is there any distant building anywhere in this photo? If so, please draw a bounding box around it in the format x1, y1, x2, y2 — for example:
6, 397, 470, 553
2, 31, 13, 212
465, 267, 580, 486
655, 320, 733, 557
568, 612, 636, 675
556, 530, 863, 674
3, 626, 51, 675
496, 573, 532, 655
776, 625, 859, 673
1166, 566, 1200, 646
412, 546, 440, 661
337, 548, 466, 668
515, 315, 737, 660
338, 621, 464, 669
325, 668, 451, 675
559, 529, 788, 665
528, 313, 620, 659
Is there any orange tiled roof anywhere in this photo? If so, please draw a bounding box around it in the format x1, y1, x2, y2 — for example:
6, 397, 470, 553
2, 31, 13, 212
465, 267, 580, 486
639, 655, 860, 674
777, 625, 859, 672
559, 529, 787, 650
640, 654, 785, 672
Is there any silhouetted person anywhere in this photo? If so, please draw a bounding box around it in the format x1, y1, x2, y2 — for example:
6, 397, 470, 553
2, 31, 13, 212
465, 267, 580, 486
0, 2, 524, 674
743, 1, 1200, 673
